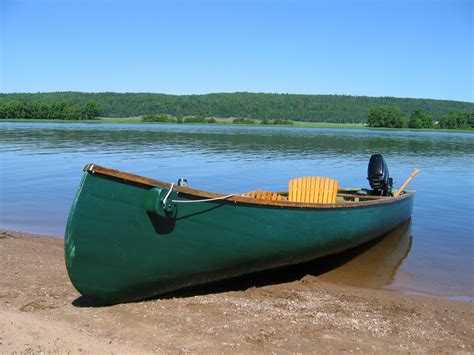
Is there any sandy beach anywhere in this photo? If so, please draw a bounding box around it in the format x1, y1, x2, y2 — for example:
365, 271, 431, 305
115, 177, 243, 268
0, 229, 472, 353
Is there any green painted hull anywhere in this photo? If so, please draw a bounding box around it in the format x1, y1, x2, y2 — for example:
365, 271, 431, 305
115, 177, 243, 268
65, 167, 414, 303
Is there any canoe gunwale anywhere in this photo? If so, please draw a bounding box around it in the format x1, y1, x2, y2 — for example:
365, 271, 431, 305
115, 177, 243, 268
84, 163, 414, 210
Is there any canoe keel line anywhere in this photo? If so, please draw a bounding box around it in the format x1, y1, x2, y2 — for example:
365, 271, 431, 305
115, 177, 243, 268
65, 157, 416, 303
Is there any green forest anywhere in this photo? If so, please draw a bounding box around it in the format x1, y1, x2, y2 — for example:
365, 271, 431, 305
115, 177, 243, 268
367, 106, 474, 129
0, 99, 102, 120
1, 92, 473, 124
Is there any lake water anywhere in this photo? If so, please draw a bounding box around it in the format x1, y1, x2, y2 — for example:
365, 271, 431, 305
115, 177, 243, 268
0, 122, 473, 300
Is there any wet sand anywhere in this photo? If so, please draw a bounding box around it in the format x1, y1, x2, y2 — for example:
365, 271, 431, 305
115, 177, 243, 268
0, 230, 472, 353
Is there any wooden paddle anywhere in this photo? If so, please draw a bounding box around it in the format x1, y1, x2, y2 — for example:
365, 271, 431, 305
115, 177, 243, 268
394, 169, 421, 197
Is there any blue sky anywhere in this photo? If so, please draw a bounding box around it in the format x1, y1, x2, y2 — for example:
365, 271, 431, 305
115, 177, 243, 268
1, 0, 472, 101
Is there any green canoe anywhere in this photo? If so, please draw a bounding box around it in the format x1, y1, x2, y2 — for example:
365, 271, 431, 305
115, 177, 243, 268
65, 164, 415, 304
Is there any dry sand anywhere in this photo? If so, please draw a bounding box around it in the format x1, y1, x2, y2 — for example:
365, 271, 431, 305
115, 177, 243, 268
0, 230, 472, 353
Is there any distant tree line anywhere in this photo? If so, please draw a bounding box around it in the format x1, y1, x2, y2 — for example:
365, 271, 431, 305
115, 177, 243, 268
142, 114, 218, 124
142, 114, 294, 125
0, 100, 102, 120
437, 111, 474, 129
182, 116, 216, 124
367, 106, 474, 129
142, 114, 174, 123
1, 92, 472, 123
261, 118, 294, 125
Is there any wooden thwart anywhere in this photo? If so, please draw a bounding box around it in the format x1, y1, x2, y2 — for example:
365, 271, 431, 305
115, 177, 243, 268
288, 177, 339, 204
241, 190, 286, 201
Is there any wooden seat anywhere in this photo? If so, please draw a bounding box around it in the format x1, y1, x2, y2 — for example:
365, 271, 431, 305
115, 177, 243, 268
288, 177, 339, 204
242, 190, 286, 201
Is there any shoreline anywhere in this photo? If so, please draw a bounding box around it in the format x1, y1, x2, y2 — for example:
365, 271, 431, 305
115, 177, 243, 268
0, 229, 472, 352
2, 118, 473, 133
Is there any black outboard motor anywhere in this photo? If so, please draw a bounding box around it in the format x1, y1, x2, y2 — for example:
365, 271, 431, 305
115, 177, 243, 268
368, 154, 393, 196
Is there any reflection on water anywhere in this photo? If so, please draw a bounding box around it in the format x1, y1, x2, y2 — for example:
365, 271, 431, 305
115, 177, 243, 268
317, 221, 412, 288
0, 123, 471, 160
0, 122, 473, 299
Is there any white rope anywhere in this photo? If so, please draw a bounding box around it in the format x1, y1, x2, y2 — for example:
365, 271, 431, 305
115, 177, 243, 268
171, 194, 235, 203
162, 183, 174, 206
162, 182, 235, 204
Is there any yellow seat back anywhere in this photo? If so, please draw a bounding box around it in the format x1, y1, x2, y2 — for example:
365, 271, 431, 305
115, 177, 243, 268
242, 190, 286, 201
288, 177, 339, 204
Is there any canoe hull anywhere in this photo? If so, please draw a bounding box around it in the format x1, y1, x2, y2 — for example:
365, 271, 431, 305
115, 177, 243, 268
65, 170, 414, 303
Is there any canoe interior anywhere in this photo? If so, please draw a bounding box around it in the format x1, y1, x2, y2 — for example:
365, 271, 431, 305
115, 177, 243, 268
83, 164, 413, 208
